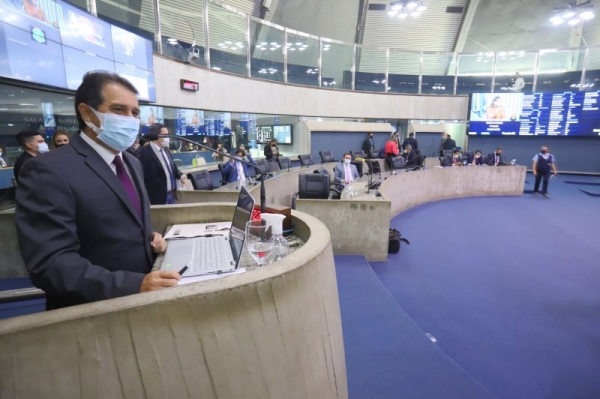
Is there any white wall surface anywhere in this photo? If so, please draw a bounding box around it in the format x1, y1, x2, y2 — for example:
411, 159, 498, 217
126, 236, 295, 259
153, 55, 469, 120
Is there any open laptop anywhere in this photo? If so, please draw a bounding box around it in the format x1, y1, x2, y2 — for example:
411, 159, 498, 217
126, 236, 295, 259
161, 186, 255, 277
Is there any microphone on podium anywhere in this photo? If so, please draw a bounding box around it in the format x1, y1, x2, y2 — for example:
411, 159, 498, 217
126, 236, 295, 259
164, 135, 267, 213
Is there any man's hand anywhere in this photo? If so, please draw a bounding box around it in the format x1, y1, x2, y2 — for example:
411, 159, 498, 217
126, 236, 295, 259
343, 180, 349, 184
140, 270, 180, 292
151, 232, 167, 253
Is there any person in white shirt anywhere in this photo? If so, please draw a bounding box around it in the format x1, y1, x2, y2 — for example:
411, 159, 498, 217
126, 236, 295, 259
333, 152, 360, 184
532, 146, 558, 198
510, 72, 525, 92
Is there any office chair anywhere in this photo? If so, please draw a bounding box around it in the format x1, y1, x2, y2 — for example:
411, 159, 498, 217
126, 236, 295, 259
187, 170, 214, 190
390, 156, 406, 175
278, 156, 291, 172
267, 160, 280, 175
291, 173, 343, 209
319, 150, 335, 164
173, 159, 184, 168
254, 159, 270, 180
443, 150, 453, 159
410, 155, 426, 171
365, 159, 382, 178
298, 154, 314, 168
352, 150, 366, 159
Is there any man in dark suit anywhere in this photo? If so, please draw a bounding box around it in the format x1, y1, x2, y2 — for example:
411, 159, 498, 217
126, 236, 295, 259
13, 130, 49, 183
486, 147, 504, 166
402, 132, 418, 151
140, 124, 189, 205
15, 72, 179, 310
403, 144, 417, 168
362, 132, 375, 158
440, 133, 456, 157
468, 149, 485, 165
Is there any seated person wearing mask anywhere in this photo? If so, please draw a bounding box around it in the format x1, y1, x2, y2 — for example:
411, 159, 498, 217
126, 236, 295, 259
334, 153, 359, 184
468, 150, 484, 165
403, 144, 417, 168
486, 147, 504, 166
451, 149, 463, 166
223, 148, 254, 184
14, 130, 49, 183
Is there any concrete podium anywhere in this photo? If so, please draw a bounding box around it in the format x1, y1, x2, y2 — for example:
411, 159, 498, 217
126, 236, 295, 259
0, 204, 347, 399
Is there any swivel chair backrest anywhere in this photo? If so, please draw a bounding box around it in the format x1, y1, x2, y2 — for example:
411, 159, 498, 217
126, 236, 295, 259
278, 156, 290, 170
298, 154, 314, 167
299, 173, 330, 199
319, 150, 334, 163
187, 170, 214, 190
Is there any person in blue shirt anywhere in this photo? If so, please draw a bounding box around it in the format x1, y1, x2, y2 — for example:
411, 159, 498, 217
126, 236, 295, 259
532, 146, 558, 198
223, 148, 255, 184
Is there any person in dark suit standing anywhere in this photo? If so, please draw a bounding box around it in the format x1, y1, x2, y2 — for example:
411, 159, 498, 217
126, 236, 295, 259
264, 138, 279, 161
13, 130, 49, 183
140, 124, 189, 205
15, 72, 179, 310
362, 132, 375, 158
402, 132, 418, 151
486, 147, 504, 166
440, 133, 456, 156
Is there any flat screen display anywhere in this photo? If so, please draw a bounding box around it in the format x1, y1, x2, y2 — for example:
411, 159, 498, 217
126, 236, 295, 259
273, 124, 292, 144
469, 91, 600, 136
140, 105, 163, 127
0, 0, 155, 101
58, 1, 113, 60
0, 21, 67, 87
256, 125, 273, 144
470, 93, 524, 121
111, 24, 153, 71
63, 45, 114, 89
115, 62, 155, 102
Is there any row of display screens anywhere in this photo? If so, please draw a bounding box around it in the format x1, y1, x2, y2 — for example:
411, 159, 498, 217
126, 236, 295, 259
469, 91, 600, 136
0, 0, 155, 100
256, 125, 293, 144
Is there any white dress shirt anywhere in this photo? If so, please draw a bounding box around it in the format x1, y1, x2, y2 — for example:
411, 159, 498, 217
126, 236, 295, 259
150, 141, 174, 191
344, 163, 353, 182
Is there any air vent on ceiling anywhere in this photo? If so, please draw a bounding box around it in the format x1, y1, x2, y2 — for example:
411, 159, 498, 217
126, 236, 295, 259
368, 3, 387, 11
446, 6, 464, 13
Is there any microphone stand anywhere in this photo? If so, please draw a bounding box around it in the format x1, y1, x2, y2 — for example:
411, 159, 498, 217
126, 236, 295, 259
166, 135, 267, 213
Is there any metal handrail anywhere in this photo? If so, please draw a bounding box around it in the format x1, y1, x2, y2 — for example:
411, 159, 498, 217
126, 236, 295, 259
0, 288, 45, 304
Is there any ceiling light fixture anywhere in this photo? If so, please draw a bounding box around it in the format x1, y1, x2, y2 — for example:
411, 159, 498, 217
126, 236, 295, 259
387, 1, 427, 19
550, 1, 594, 26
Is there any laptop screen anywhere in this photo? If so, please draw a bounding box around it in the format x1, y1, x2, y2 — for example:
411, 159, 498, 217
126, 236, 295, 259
229, 186, 256, 264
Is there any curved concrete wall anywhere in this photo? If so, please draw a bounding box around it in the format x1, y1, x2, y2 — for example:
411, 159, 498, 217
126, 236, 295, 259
0, 204, 347, 399
153, 55, 469, 120
381, 166, 527, 218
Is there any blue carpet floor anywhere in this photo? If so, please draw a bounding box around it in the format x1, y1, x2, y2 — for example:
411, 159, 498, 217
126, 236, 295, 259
352, 174, 600, 398
335, 255, 493, 399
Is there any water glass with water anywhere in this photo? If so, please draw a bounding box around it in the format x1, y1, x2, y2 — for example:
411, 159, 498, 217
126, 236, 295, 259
245, 220, 274, 267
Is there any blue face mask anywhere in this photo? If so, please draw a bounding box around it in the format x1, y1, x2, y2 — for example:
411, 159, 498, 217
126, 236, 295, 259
85, 107, 140, 152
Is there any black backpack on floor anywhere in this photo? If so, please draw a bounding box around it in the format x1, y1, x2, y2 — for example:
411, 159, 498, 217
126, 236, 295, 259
389, 229, 410, 254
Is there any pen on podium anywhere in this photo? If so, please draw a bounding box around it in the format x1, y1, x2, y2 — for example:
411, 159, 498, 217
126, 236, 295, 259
179, 261, 191, 276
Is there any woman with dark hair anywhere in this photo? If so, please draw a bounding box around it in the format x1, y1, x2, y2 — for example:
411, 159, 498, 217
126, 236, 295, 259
486, 96, 506, 120
264, 138, 279, 161
52, 130, 70, 149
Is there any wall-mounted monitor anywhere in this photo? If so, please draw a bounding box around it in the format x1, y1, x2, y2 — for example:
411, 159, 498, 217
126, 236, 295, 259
0, 0, 155, 101
256, 125, 273, 144
273, 124, 293, 144
469, 91, 600, 137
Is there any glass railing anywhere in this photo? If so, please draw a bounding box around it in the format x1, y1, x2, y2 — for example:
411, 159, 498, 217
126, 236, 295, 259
93, 0, 600, 95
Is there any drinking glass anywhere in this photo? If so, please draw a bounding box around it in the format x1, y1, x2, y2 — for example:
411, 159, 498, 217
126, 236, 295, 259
245, 220, 274, 267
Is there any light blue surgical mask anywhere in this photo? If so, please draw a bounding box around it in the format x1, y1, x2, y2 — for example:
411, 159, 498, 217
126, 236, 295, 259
344, 159, 351, 165
85, 107, 140, 152
37, 142, 49, 153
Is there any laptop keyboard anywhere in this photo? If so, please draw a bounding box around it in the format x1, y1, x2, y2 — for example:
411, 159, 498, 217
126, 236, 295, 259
193, 237, 228, 271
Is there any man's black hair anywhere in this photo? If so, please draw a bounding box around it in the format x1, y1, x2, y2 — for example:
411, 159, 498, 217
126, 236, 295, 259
409, 132, 414, 137
148, 123, 166, 136
16, 130, 43, 147
75, 71, 139, 130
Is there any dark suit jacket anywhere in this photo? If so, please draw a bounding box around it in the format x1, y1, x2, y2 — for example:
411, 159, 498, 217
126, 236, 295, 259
469, 155, 484, 165
402, 137, 418, 150
264, 144, 279, 161
442, 138, 456, 151
362, 138, 375, 158
139, 144, 183, 205
403, 150, 418, 168
485, 153, 504, 166
223, 159, 253, 183
16, 133, 155, 310
13, 151, 34, 183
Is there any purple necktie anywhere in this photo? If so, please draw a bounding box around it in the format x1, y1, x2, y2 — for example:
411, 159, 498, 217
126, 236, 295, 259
113, 155, 142, 217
